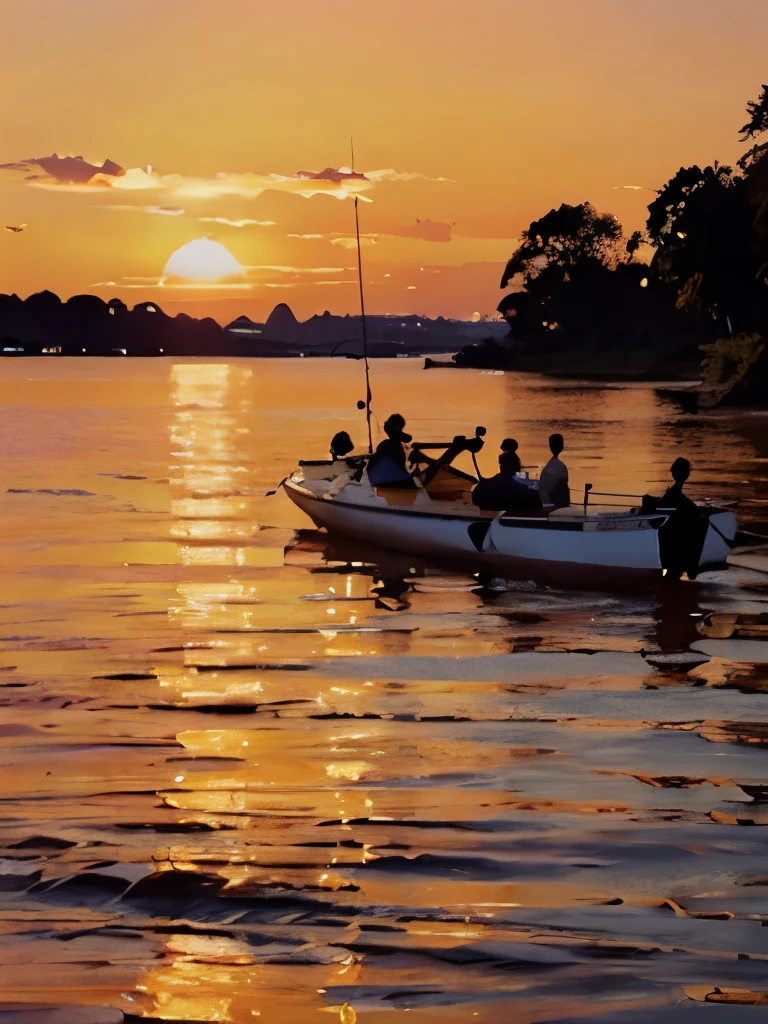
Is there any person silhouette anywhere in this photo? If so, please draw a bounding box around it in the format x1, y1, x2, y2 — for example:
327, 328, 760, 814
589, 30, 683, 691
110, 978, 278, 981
498, 438, 521, 475
472, 437, 540, 510
538, 433, 570, 508
367, 413, 415, 487
330, 431, 354, 459
657, 457, 708, 579
660, 457, 697, 511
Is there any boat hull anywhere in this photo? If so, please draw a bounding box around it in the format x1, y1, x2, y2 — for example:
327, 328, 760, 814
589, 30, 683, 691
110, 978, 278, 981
285, 480, 493, 561
284, 480, 671, 578
698, 511, 737, 570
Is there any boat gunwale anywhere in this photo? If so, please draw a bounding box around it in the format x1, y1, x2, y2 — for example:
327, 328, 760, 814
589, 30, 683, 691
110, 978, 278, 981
285, 478, 494, 523
284, 479, 668, 531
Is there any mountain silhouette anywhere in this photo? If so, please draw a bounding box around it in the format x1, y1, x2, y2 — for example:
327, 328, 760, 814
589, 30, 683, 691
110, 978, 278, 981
0, 291, 507, 358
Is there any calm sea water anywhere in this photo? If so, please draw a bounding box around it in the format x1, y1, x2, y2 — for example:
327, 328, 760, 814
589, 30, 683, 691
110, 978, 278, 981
1, 358, 768, 1023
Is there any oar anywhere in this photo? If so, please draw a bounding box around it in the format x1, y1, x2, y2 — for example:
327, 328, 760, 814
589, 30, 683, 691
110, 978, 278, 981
657, 503, 736, 549
266, 476, 288, 497
707, 516, 736, 549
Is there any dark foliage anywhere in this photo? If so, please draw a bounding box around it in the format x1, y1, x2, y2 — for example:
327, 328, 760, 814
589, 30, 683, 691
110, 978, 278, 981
500, 202, 624, 291
457, 83, 768, 383
739, 83, 768, 140
646, 164, 766, 335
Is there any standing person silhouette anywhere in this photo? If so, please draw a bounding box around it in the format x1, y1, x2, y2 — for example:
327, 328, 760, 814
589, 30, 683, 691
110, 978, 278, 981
659, 457, 697, 512
657, 457, 707, 579
538, 433, 570, 508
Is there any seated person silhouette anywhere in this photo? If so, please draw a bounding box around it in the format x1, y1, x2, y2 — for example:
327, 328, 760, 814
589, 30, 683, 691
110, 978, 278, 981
498, 437, 521, 475
367, 413, 416, 487
472, 437, 541, 511
538, 433, 570, 508
330, 431, 354, 459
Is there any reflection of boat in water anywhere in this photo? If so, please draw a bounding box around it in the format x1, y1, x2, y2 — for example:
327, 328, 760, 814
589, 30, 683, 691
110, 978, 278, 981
282, 446, 737, 578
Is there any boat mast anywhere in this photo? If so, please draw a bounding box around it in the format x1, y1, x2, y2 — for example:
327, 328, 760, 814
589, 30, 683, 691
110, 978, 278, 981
351, 138, 373, 454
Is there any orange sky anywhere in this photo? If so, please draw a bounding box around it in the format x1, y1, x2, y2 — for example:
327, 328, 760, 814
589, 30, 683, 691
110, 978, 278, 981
1, 0, 767, 322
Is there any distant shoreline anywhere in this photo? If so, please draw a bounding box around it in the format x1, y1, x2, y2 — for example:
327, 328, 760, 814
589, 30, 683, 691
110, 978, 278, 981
0, 291, 509, 360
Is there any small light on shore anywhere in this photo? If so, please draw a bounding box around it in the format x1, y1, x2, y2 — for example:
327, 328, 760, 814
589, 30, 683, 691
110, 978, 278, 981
640, 277, 649, 288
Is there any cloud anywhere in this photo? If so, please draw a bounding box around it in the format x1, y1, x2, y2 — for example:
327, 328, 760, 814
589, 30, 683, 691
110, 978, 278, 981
199, 217, 276, 228
288, 232, 378, 247
91, 278, 252, 290
101, 207, 275, 227
0, 154, 125, 184
392, 218, 453, 242
367, 169, 455, 183
259, 280, 356, 289
0, 154, 451, 205
330, 234, 379, 248
293, 166, 367, 184
165, 169, 377, 202
292, 222, 453, 248
245, 265, 348, 275
147, 205, 185, 216
102, 204, 186, 216
92, 263, 356, 292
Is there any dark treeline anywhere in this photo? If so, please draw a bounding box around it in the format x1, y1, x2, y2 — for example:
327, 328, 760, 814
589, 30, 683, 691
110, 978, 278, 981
0, 292, 506, 358
0, 292, 227, 357
457, 84, 768, 395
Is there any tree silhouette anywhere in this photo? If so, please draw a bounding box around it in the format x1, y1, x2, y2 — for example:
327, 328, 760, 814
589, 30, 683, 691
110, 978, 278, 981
646, 164, 764, 333
737, 83, 768, 287
500, 202, 624, 292
460, 82, 768, 380
739, 84, 768, 141
626, 230, 645, 263
477, 197, 711, 376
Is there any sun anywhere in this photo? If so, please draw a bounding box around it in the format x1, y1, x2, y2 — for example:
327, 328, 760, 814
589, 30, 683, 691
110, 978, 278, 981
163, 238, 244, 282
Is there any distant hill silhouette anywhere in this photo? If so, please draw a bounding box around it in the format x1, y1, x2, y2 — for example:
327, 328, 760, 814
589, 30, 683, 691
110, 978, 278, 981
0, 291, 508, 357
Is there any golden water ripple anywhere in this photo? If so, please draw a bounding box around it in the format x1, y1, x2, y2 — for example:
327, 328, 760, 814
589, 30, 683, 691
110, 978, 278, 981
1, 359, 768, 1022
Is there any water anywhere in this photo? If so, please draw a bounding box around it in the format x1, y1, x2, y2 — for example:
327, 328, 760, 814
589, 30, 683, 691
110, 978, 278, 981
1, 358, 768, 1023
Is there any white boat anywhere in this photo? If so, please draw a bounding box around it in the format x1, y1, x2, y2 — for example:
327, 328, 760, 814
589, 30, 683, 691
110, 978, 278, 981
282, 456, 737, 579
276, 157, 737, 581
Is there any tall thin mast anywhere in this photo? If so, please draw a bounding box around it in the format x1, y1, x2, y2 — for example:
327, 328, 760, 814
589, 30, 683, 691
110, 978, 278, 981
351, 137, 373, 454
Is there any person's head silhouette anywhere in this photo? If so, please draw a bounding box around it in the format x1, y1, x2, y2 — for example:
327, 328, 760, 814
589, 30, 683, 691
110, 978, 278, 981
330, 431, 354, 459
499, 437, 520, 474
549, 433, 564, 457
670, 457, 691, 485
383, 414, 411, 443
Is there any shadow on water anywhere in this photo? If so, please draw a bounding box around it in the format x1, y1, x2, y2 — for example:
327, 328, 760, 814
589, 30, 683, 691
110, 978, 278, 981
307, 527, 733, 655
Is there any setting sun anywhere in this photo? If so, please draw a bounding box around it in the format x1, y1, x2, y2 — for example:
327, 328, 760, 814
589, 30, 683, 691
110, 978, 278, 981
163, 238, 244, 282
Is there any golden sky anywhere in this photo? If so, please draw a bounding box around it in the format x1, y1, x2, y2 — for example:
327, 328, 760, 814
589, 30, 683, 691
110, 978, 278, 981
1, 0, 767, 322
